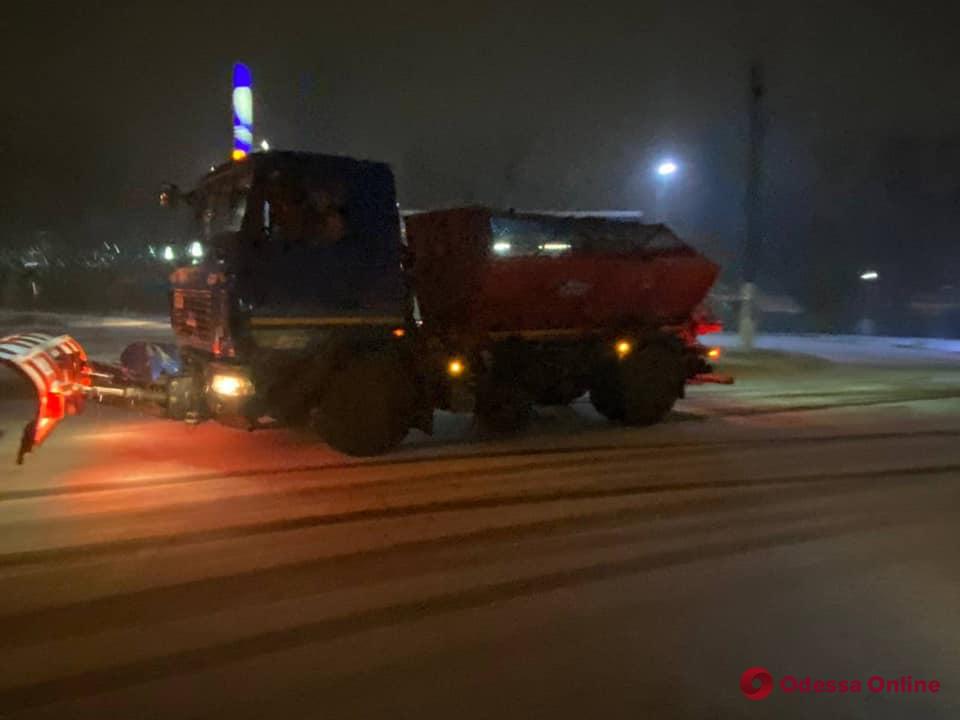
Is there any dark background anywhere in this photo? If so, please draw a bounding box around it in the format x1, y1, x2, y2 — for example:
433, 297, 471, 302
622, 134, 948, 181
2, 1, 959, 331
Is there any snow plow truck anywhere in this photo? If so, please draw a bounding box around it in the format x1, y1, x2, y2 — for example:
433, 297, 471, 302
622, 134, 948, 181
1, 150, 729, 463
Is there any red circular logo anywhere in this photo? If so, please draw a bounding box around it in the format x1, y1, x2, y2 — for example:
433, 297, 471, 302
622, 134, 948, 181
741, 667, 774, 700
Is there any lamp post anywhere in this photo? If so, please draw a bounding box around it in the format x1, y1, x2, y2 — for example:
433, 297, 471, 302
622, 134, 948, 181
653, 159, 678, 223
858, 269, 880, 335
737, 63, 767, 350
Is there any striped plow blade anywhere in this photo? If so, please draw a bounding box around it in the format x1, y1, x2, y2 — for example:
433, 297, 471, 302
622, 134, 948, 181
0, 334, 90, 464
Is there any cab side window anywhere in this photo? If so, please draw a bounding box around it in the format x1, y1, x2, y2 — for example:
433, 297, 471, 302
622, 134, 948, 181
302, 184, 348, 247
262, 175, 304, 246
262, 172, 349, 248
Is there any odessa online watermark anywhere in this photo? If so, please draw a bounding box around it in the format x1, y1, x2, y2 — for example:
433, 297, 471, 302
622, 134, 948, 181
741, 666, 942, 701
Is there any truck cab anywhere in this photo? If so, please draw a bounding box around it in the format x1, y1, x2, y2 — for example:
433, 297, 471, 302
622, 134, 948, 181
162, 152, 417, 447
168, 151, 407, 360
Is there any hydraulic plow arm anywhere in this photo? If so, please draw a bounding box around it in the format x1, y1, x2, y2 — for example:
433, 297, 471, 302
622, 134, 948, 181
1, 333, 91, 464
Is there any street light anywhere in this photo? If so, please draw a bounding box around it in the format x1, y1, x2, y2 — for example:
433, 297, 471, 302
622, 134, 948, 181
260, 139, 270, 151
653, 159, 679, 222
656, 160, 678, 177
858, 270, 880, 334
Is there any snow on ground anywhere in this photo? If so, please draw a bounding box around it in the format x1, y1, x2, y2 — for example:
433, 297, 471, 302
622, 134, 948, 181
0, 311, 173, 364
0, 310, 168, 332
710, 331, 960, 365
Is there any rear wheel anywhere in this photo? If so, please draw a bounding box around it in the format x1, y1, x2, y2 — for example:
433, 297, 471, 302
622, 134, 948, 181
588, 366, 622, 421
309, 351, 414, 456
590, 343, 682, 425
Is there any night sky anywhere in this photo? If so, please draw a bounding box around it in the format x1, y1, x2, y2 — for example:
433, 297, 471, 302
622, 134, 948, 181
3, 1, 959, 310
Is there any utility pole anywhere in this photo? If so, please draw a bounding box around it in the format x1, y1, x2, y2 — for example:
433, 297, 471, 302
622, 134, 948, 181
738, 62, 765, 350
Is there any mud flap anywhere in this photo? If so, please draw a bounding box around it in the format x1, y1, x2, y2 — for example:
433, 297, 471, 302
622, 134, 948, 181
0, 334, 89, 463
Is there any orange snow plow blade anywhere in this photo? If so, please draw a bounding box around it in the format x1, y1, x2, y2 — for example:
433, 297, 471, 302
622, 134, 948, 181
0, 333, 90, 464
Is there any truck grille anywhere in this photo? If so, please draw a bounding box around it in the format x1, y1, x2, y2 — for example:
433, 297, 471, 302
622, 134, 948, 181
171, 288, 225, 351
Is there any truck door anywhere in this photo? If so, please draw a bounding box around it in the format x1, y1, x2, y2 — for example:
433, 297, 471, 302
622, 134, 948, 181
238, 157, 405, 323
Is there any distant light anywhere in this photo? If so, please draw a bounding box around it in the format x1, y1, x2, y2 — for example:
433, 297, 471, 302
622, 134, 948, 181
162, 245, 175, 262
540, 242, 572, 252
188, 241, 204, 259
209, 165, 216, 172
656, 160, 678, 177
232, 148, 247, 162
860, 270, 879, 281
392, 327, 406, 338
615, 339, 633, 359
492, 241, 512, 254
707, 347, 722, 360
447, 358, 466, 377
260, 139, 270, 151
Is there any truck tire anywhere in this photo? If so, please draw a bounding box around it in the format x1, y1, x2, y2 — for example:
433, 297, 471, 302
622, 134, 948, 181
590, 343, 682, 425
475, 378, 533, 434
588, 368, 622, 421
310, 351, 414, 456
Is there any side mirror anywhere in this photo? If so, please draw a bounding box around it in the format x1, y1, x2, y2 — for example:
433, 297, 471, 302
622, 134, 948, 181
159, 183, 183, 209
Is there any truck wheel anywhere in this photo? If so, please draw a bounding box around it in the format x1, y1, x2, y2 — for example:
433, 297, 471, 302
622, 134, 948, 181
310, 351, 414, 456
475, 378, 533, 434
620, 344, 682, 425
588, 361, 623, 421
590, 344, 682, 425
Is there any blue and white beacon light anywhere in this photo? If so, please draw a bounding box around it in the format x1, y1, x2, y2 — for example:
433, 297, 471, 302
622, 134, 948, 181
232, 62, 253, 161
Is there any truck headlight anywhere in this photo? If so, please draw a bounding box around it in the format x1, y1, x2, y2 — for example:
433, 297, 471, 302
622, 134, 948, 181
210, 373, 255, 397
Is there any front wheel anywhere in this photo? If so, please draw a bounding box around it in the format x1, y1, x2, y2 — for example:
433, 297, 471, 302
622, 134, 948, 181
309, 351, 414, 456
